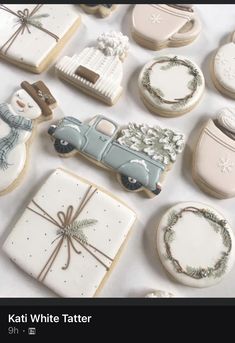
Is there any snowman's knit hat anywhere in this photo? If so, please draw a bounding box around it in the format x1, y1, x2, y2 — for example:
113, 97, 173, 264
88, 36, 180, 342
21, 81, 57, 118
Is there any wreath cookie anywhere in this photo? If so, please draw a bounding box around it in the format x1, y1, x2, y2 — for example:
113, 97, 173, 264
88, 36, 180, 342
138, 55, 205, 117
156, 202, 235, 288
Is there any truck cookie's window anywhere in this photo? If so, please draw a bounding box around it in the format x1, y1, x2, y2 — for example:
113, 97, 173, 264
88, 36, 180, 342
96, 120, 116, 136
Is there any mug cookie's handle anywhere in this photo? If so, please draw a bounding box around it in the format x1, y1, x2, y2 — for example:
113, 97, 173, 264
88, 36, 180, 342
170, 14, 201, 43
230, 31, 235, 43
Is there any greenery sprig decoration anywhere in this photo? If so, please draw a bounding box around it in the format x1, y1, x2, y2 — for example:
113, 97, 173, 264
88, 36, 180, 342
163, 206, 232, 280
142, 56, 202, 110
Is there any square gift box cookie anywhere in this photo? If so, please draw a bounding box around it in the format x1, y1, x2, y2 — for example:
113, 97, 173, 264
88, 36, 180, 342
3, 168, 137, 297
0, 4, 81, 73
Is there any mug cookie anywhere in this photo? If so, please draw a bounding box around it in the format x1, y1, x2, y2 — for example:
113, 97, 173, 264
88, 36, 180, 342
80, 4, 117, 18
0, 4, 81, 73
138, 55, 205, 117
193, 108, 235, 199
2, 168, 136, 297
0, 81, 57, 196
156, 202, 235, 288
131, 4, 201, 50
48, 115, 184, 198
212, 31, 235, 99
55, 31, 129, 106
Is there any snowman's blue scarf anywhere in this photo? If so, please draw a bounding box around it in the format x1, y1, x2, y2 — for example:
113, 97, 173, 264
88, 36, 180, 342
0, 103, 33, 170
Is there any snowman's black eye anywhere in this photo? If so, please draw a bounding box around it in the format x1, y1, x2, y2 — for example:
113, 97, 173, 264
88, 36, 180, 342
28, 104, 33, 108
17, 93, 22, 100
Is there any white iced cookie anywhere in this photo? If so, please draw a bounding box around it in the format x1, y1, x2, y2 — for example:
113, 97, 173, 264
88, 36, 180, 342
3, 168, 136, 297
138, 55, 205, 117
192, 108, 235, 198
0, 80, 56, 196
212, 32, 235, 98
156, 202, 235, 288
56, 31, 129, 106
0, 4, 81, 73
145, 290, 174, 298
80, 4, 118, 18
131, 5, 201, 51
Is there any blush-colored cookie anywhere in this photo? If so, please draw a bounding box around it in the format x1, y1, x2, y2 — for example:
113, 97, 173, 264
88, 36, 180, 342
0, 81, 57, 195
48, 115, 184, 198
55, 31, 129, 106
0, 4, 81, 73
80, 4, 117, 18
2, 168, 136, 297
212, 32, 235, 98
192, 108, 235, 199
156, 202, 235, 288
132, 4, 201, 50
138, 55, 205, 117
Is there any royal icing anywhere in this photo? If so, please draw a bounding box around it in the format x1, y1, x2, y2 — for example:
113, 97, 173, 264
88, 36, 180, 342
138, 55, 205, 116
0, 81, 56, 195
55, 31, 129, 105
3, 168, 136, 297
193, 109, 235, 198
48, 115, 184, 196
0, 4, 80, 71
157, 202, 235, 288
132, 4, 201, 49
214, 42, 235, 94
80, 4, 117, 18
145, 290, 174, 298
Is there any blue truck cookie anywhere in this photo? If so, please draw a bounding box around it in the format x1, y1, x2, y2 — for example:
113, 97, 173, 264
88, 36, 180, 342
48, 115, 184, 197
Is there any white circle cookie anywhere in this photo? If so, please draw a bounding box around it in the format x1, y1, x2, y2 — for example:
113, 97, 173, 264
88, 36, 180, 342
156, 202, 235, 288
213, 41, 235, 98
138, 55, 205, 117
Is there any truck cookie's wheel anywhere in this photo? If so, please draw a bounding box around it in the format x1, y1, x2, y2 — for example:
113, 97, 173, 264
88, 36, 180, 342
54, 139, 75, 154
120, 174, 143, 191
152, 185, 162, 195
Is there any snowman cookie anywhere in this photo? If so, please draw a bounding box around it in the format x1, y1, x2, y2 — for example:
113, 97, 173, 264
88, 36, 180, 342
138, 55, 205, 117
0, 81, 56, 195
131, 4, 201, 50
212, 32, 235, 99
80, 4, 117, 18
193, 108, 235, 199
156, 202, 235, 288
55, 31, 129, 106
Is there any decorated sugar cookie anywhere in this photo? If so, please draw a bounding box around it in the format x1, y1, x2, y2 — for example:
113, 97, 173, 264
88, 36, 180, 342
132, 4, 201, 50
193, 108, 235, 199
145, 290, 174, 298
0, 81, 57, 195
3, 168, 136, 297
0, 4, 81, 73
212, 32, 235, 98
156, 202, 235, 288
80, 4, 117, 18
138, 55, 205, 117
55, 31, 129, 106
48, 115, 184, 198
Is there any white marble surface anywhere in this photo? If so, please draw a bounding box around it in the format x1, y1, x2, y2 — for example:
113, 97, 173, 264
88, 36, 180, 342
0, 4, 234, 298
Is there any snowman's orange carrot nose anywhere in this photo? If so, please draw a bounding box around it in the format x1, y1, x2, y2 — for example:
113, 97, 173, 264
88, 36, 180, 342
16, 100, 25, 108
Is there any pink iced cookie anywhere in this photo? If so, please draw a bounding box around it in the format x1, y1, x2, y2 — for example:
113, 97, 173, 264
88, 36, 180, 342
132, 4, 201, 50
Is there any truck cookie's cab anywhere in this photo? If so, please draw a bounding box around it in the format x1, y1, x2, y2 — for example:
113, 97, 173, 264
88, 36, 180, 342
48, 115, 167, 196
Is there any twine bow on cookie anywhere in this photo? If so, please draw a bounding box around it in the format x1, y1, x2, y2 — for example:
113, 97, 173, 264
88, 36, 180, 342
26, 185, 113, 282
0, 4, 59, 54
